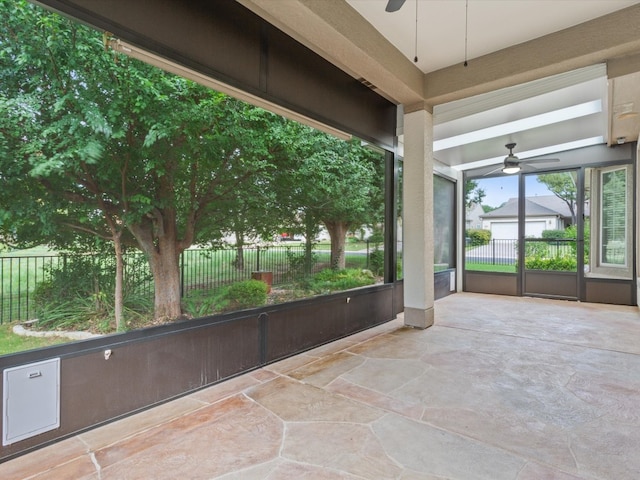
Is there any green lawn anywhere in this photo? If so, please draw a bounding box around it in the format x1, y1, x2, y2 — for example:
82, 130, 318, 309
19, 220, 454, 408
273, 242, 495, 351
0, 323, 69, 356
1, 245, 56, 256
465, 263, 516, 273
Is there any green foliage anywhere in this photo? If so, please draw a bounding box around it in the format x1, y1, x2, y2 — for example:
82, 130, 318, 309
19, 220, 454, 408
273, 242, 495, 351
216, 280, 268, 312
285, 246, 317, 278
369, 248, 384, 276
464, 179, 486, 208
482, 205, 496, 213
182, 289, 221, 318
541, 229, 567, 239
183, 280, 269, 316
466, 229, 491, 246
563, 225, 578, 239
0, 1, 388, 321
0, 2, 295, 319
524, 256, 577, 271
32, 253, 152, 331
281, 130, 385, 269
523, 240, 548, 257
367, 232, 384, 244
303, 268, 375, 294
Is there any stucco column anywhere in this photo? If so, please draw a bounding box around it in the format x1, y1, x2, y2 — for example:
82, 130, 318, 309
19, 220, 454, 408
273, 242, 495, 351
403, 109, 435, 328
636, 139, 640, 308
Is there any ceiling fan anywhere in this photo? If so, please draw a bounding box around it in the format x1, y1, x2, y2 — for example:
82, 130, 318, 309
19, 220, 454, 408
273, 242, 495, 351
485, 143, 560, 176
385, 0, 406, 12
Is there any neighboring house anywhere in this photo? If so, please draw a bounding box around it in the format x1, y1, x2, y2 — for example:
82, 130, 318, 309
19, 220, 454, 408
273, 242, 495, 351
465, 203, 485, 230
480, 195, 577, 240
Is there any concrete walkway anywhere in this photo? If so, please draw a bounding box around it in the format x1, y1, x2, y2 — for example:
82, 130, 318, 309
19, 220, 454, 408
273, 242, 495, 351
2, 293, 640, 479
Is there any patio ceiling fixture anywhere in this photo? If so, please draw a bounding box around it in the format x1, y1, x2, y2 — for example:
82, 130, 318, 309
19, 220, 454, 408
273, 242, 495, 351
492, 142, 559, 176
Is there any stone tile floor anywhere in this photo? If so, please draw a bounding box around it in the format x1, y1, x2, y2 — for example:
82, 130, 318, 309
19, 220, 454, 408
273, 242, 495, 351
2, 292, 640, 479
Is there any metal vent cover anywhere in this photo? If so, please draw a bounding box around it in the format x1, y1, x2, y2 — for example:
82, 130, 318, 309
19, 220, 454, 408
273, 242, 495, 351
3, 358, 60, 446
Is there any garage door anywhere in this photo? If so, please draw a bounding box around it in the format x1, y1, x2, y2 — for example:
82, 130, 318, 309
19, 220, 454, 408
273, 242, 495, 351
491, 220, 548, 239
524, 221, 546, 238
490, 222, 517, 240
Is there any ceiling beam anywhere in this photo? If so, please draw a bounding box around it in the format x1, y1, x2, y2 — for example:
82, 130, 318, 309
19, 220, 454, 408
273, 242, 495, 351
237, 0, 424, 107
608, 52, 640, 79
424, 3, 640, 106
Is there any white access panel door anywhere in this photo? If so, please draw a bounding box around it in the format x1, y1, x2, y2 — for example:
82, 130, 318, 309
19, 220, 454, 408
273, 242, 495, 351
3, 358, 60, 445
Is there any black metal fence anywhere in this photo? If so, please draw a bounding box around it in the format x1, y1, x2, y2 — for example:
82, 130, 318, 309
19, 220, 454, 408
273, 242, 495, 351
466, 238, 580, 270
0, 243, 378, 324
465, 239, 517, 266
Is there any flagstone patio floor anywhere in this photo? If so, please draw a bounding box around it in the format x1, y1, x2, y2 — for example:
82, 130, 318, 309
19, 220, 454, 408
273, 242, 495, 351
2, 292, 640, 479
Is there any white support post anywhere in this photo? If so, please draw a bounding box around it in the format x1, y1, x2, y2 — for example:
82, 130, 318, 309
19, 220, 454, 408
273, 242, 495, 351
403, 109, 435, 328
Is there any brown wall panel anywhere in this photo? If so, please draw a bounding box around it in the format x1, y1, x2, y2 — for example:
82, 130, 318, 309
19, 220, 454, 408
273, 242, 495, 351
585, 278, 634, 305
435, 270, 455, 300
265, 285, 394, 362
464, 272, 518, 296
394, 280, 404, 315
524, 271, 578, 299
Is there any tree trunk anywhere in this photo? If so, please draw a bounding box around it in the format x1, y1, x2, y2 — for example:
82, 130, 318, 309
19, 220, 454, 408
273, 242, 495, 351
148, 243, 182, 321
100, 207, 125, 331
324, 220, 349, 270
113, 234, 124, 331
130, 218, 183, 321
302, 216, 318, 274
235, 231, 245, 270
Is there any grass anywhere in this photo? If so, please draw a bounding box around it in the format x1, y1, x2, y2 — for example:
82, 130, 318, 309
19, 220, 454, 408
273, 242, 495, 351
465, 263, 516, 273
0, 323, 69, 356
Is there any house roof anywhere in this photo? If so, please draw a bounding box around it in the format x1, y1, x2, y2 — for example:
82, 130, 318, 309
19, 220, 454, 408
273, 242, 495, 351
481, 195, 573, 219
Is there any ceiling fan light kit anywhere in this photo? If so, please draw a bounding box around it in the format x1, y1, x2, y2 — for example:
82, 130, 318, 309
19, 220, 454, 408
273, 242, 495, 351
502, 162, 521, 174
502, 142, 520, 174
483, 142, 560, 176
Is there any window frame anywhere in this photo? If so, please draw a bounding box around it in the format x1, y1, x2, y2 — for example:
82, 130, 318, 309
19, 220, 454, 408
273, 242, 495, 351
588, 164, 633, 279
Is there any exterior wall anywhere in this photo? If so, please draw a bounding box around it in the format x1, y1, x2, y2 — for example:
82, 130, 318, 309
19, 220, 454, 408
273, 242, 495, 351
483, 216, 561, 239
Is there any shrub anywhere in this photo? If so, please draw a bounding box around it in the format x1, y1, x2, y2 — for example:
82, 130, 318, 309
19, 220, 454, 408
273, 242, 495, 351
216, 279, 268, 312
304, 268, 375, 294
182, 289, 220, 318
367, 232, 384, 244
33, 253, 152, 332
285, 246, 317, 277
524, 256, 577, 271
522, 239, 548, 257
466, 229, 491, 246
541, 229, 567, 239
369, 248, 384, 276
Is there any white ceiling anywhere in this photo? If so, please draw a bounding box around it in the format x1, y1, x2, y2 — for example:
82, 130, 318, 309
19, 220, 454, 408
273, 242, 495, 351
346, 0, 639, 74
346, 0, 640, 173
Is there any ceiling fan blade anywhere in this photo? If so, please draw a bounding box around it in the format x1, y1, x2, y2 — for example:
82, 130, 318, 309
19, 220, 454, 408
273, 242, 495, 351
385, 0, 406, 12
482, 166, 504, 177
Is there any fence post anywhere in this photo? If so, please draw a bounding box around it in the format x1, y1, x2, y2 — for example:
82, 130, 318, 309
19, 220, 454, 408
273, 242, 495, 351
492, 239, 496, 265
180, 251, 185, 298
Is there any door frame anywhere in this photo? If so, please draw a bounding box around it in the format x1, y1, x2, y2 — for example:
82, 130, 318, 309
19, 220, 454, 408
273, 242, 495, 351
519, 168, 583, 300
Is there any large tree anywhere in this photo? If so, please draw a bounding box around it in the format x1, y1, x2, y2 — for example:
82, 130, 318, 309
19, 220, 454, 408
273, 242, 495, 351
464, 178, 486, 208
537, 171, 578, 224
284, 129, 384, 270
0, 1, 279, 321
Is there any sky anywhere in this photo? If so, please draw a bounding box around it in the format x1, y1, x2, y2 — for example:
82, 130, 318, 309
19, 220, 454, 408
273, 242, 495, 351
477, 175, 553, 208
